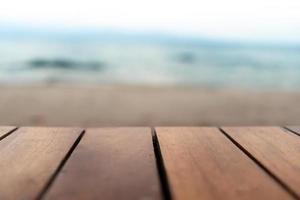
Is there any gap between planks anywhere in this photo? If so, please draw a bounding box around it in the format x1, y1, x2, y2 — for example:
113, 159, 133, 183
152, 128, 172, 200
284, 126, 300, 137
0, 127, 18, 141
36, 130, 85, 200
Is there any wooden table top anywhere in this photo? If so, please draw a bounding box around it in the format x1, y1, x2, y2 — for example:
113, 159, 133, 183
0, 126, 299, 200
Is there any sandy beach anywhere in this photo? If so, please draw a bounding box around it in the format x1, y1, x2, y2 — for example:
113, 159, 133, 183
0, 85, 300, 127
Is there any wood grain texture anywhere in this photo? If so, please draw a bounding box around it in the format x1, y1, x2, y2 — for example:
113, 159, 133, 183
222, 127, 300, 198
0, 126, 16, 139
44, 127, 162, 200
155, 127, 292, 200
0, 127, 82, 200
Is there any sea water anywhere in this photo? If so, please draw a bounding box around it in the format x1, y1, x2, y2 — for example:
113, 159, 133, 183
0, 35, 300, 90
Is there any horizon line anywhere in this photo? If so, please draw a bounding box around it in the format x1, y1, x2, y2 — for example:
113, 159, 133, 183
1, 23, 300, 47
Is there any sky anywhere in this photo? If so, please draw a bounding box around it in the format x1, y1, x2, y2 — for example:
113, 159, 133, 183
1, 0, 300, 42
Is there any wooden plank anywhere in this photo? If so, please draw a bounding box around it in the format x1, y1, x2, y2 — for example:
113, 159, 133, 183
155, 127, 292, 200
286, 126, 300, 136
44, 128, 162, 200
222, 127, 300, 198
0, 126, 16, 140
0, 127, 82, 200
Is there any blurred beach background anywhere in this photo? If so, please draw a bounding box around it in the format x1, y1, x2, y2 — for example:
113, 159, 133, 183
0, 0, 300, 126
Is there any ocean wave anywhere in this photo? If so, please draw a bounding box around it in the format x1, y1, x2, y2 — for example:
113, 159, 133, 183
28, 58, 104, 70
175, 52, 197, 64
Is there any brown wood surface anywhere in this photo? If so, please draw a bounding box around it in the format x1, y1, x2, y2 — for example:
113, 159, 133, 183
0, 127, 82, 200
0, 126, 16, 139
222, 127, 300, 198
155, 127, 292, 200
44, 127, 162, 200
